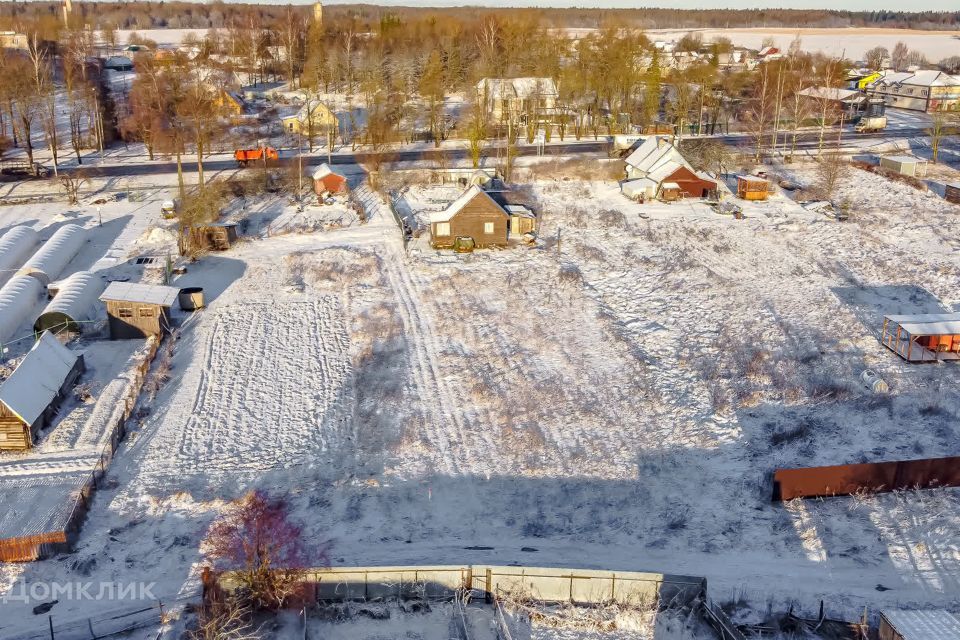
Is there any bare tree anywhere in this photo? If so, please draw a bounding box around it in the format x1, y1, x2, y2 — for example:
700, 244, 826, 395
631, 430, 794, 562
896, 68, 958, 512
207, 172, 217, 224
864, 46, 889, 70
927, 112, 957, 164
891, 41, 909, 71
189, 594, 260, 640
816, 153, 849, 201
27, 34, 59, 175
59, 172, 89, 204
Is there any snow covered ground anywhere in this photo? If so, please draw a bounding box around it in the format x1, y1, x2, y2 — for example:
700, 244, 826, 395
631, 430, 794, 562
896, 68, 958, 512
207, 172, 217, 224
1, 155, 960, 636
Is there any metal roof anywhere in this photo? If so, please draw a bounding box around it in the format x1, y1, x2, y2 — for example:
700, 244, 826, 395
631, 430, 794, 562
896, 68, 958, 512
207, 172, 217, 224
0, 332, 79, 427
886, 313, 960, 336
429, 185, 507, 224
100, 282, 180, 307
881, 609, 960, 640
736, 175, 770, 183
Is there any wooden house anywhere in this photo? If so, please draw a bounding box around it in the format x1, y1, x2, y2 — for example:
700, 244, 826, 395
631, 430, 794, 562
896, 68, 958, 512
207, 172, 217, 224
736, 175, 770, 200
881, 313, 960, 362
878, 609, 960, 640
99, 282, 180, 340
281, 97, 338, 134
0, 332, 84, 451
430, 185, 509, 250
215, 89, 246, 117
622, 137, 716, 201
313, 164, 348, 195
945, 182, 960, 205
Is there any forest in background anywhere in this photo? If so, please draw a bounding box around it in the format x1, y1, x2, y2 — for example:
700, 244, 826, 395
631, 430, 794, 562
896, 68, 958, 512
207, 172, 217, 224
1, 2, 960, 34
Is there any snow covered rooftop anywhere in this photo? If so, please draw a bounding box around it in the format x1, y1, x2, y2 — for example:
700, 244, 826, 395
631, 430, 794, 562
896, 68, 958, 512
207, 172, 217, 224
312, 163, 343, 180
624, 137, 694, 181
881, 609, 960, 640
0, 332, 79, 427
100, 282, 180, 307
429, 185, 506, 223
737, 175, 770, 183
872, 69, 960, 87
886, 313, 960, 336
476, 77, 558, 99
883, 155, 925, 165
796, 86, 861, 101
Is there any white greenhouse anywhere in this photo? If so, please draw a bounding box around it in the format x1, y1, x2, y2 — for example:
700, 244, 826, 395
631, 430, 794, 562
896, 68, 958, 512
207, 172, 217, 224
34, 271, 105, 335
0, 275, 45, 345
0, 226, 40, 288
18, 225, 86, 286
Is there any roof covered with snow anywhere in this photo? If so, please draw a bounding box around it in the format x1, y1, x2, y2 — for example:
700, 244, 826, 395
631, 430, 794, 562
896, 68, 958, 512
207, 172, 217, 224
0, 274, 45, 344
18, 224, 87, 286
0, 226, 40, 288
0, 332, 79, 427
624, 137, 695, 182
881, 609, 960, 640
796, 86, 861, 102
100, 282, 180, 307
882, 155, 925, 165
312, 163, 344, 181
886, 313, 960, 336
476, 77, 558, 100
36, 271, 104, 327
429, 185, 507, 224
870, 69, 960, 88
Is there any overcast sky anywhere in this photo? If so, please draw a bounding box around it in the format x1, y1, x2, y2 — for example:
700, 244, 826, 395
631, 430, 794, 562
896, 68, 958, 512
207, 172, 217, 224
309, 0, 960, 10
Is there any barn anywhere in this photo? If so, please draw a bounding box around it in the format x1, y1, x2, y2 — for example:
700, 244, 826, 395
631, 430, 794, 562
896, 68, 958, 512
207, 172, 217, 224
100, 282, 180, 339
662, 166, 716, 198
313, 163, 348, 195
622, 136, 715, 200
0, 226, 40, 288
737, 175, 771, 201
34, 271, 104, 335
0, 275, 45, 345
0, 332, 84, 451
18, 224, 87, 286
881, 313, 960, 362
878, 609, 960, 640
430, 185, 509, 250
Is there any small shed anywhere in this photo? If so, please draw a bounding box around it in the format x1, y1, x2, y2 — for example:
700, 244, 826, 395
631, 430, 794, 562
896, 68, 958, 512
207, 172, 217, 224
103, 55, 133, 71
880, 155, 927, 178
621, 178, 658, 202
312, 164, 348, 195
944, 182, 960, 204
879, 609, 960, 640
881, 313, 960, 362
99, 282, 180, 340
737, 175, 770, 201
429, 185, 509, 250
34, 271, 104, 335
0, 226, 40, 288
0, 332, 84, 451
505, 204, 537, 235
18, 224, 86, 286
659, 181, 682, 201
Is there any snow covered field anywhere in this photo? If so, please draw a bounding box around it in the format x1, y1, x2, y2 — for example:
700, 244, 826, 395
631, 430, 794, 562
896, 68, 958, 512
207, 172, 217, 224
1, 155, 960, 636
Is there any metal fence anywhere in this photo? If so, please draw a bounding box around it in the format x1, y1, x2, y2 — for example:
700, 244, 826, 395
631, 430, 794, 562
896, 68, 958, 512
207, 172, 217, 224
772, 455, 960, 500
0, 598, 188, 640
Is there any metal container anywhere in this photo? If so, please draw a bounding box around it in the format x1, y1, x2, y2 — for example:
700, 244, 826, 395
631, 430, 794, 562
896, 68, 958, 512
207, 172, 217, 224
178, 287, 205, 311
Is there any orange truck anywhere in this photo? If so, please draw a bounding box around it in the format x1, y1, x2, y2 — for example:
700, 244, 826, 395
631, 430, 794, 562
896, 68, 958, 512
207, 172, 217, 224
233, 146, 279, 167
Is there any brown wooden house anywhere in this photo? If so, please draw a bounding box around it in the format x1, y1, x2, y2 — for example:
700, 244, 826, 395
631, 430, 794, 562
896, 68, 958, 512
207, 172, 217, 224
430, 185, 510, 250
663, 166, 716, 198
0, 332, 84, 451
100, 282, 180, 340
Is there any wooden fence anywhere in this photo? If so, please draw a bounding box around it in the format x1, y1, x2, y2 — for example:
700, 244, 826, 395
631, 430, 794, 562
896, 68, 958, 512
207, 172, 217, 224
0, 337, 161, 562
772, 455, 960, 501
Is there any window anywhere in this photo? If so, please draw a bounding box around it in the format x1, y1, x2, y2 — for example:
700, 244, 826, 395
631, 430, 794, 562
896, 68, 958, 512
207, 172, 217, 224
435, 222, 451, 237
484, 222, 495, 234
118, 307, 133, 318
138, 307, 155, 318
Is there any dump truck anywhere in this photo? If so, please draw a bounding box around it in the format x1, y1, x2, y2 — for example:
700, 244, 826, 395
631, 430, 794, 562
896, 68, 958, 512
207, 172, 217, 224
233, 146, 279, 167
855, 116, 887, 133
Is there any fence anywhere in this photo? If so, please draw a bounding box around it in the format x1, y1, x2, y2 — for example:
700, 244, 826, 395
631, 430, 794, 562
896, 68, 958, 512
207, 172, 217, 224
216, 565, 706, 609
0, 598, 187, 640
0, 337, 161, 562
772, 455, 960, 501
702, 599, 747, 640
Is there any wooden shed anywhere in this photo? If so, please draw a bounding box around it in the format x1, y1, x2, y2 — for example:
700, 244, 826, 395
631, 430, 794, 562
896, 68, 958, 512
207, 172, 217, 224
313, 163, 348, 195
99, 282, 180, 340
198, 223, 239, 251
945, 182, 960, 204
881, 313, 960, 362
0, 332, 84, 451
430, 185, 509, 250
879, 609, 960, 640
737, 175, 770, 201
663, 166, 717, 198
659, 181, 682, 201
